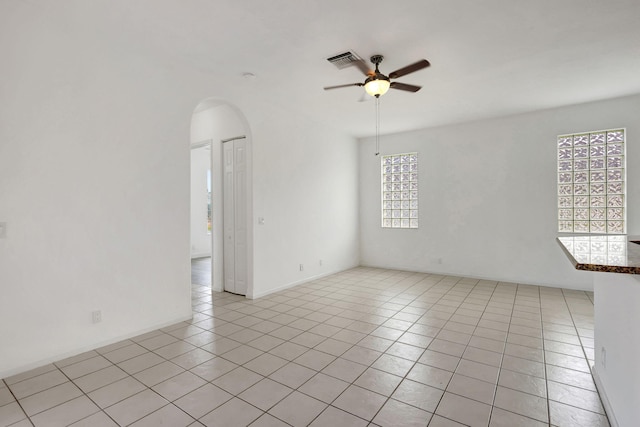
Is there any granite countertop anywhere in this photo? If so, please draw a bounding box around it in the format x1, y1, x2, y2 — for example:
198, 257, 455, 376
557, 235, 640, 274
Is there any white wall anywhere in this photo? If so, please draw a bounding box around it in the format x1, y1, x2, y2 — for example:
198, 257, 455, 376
251, 106, 360, 298
190, 146, 212, 259
0, 2, 361, 376
0, 6, 195, 376
594, 272, 640, 427
359, 94, 640, 291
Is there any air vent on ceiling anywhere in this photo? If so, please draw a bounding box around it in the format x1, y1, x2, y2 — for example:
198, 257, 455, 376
326, 51, 363, 69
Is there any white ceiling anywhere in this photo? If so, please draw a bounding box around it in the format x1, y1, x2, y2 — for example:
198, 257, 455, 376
56, 0, 640, 137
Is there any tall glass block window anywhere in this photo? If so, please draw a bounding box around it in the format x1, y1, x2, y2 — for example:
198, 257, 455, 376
382, 152, 418, 228
557, 129, 626, 234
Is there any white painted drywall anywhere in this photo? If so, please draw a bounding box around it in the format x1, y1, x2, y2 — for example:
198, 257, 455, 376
0, 4, 361, 377
359, 94, 640, 291
0, 6, 195, 376
250, 106, 360, 298
190, 146, 212, 259
594, 272, 640, 427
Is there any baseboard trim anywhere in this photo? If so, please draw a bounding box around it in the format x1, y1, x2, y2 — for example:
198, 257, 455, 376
593, 369, 619, 427
191, 253, 211, 259
0, 314, 193, 380
248, 265, 358, 300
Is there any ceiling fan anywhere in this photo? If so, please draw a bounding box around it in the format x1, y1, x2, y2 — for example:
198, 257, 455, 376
324, 54, 430, 98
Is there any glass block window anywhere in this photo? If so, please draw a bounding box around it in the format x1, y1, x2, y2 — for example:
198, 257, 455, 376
382, 152, 418, 228
557, 129, 626, 234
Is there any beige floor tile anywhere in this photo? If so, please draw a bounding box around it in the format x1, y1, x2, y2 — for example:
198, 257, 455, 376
446, 374, 496, 405
392, 379, 443, 413
435, 392, 491, 427
428, 339, 466, 357
547, 381, 604, 414
88, 376, 147, 408
498, 369, 546, 398
269, 362, 316, 389
201, 337, 242, 355
20, 381, 83, 416
5, 365, 57, 386
102, 343, 149, 364
117, 352, 165, 375
354, 367, 402, 396
290, 332, 326, 348
372, 398, 432, 426
134, 361, 184, 387
219, 344, 264, 365
72, 365, 128, 393
294, 349, 335, 371
268, 391, 327, 426
544, 351, 591, 373
0, 402, 28, 425
406, 362, 453, 390
30, 396, 100, 427
489, 407, 547, 427
313, 338, 352, 356
151, 371, 207, 402
189, 357, 238, 381
212, 366, 263, 395
372, 354, 415, 377
429, 414, 472, 426
174, 384, 232, 419
130, 404, 195, 427
549, 400, 610, 427
494, 386, 548, 423
322, 358, 367, 383
501, 355, 545, 378
154, 341, 198, 360
170, 348, 216, 370
333, 384, 386, 421
68, 410, 119, 426
200, 397, 263, 427
104, 389, 167, 426
418, 349, 460, 372
357, 335, 394, 352
545, 364, 596, 391
298, 373, 350, 403
249, 413, 290, 427
309, 405, 368, 427
238, 378, 293, 411
247, 335, 285, 351
9, 370, 68, 399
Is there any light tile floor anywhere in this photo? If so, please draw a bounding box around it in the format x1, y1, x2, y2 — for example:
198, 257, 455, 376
1, 267, 610, 426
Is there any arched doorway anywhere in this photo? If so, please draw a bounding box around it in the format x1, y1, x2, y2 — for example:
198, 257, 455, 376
190, 99, 253, 297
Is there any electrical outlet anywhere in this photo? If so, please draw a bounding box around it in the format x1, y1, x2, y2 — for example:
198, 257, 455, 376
92, 310, 102, 324
299, 264, 304, 271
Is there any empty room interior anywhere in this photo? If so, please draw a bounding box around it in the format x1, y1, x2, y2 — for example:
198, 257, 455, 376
1, 1, 639, 426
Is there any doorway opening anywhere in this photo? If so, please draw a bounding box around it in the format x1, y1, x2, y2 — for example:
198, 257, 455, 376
190, 142, 212, 287
190, 99, 253, 297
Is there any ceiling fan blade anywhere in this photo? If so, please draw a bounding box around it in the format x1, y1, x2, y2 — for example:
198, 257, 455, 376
388, 59, 430, 79
354, 59, 374, 76
390, 82, 422, 92
324, 83, 364, 90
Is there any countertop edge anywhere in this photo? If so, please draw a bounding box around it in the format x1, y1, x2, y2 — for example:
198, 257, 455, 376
556, 236, 640, 275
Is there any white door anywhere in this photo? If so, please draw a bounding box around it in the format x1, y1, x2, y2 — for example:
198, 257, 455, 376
222, 138, 248, 295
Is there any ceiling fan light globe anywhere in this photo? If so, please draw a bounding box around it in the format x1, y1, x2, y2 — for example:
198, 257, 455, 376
364, 78, 390, 97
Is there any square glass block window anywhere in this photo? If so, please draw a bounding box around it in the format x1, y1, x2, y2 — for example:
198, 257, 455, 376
382, 152, 418, 228
557, 129, 626, 234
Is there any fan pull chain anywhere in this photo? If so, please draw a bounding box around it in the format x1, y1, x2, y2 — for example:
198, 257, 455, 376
375, 95, 380, 156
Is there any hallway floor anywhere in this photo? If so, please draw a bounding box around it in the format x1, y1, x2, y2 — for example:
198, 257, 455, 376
1, 268, 608, 426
